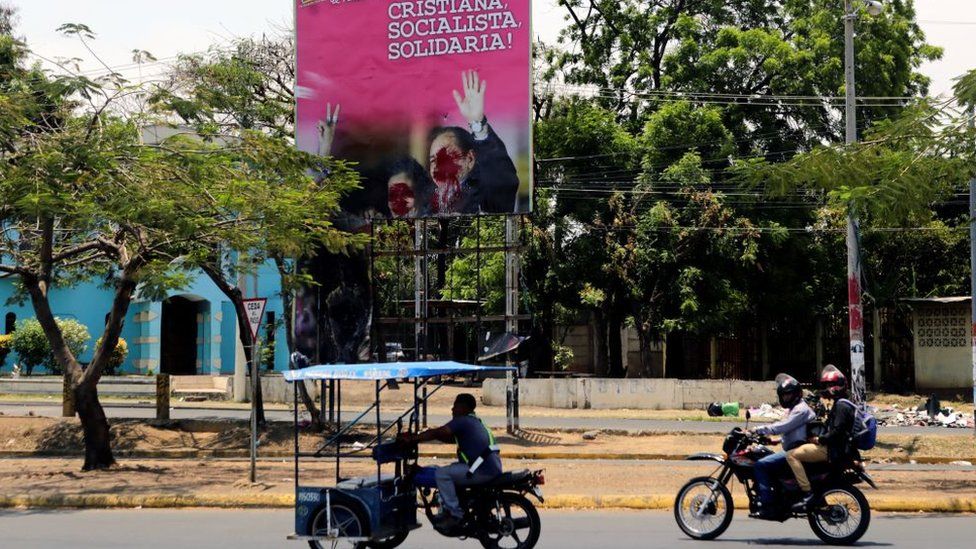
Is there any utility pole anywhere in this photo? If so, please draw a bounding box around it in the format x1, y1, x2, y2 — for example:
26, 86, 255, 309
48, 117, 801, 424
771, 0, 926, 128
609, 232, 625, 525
844, 0, 867, 404
969, 106, 975, 437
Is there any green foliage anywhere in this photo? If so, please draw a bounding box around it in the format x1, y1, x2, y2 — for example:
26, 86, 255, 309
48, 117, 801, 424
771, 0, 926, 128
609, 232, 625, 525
953, 68, 976, 109
0, 24, 360, 390
553, 345, 575, 370
93, 336, 128, 376
640, 102, 733, 173
555, 0, 940, 146
0, 333, 11, 370
153, 34, 295, 139
441, 218, 507, 314
735, 99, 973, 225
11, 318, 90, 376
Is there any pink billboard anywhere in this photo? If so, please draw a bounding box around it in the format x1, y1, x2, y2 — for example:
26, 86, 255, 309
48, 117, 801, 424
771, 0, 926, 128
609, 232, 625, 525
296, 0, 532, 218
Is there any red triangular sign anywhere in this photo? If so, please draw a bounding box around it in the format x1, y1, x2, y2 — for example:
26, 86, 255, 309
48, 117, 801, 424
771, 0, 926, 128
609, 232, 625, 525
243, 298, 267, 342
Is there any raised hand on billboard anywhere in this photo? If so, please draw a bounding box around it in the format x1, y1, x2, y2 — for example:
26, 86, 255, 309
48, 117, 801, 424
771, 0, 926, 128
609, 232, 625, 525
452, 70, 486, 127
317, 103, 340, 158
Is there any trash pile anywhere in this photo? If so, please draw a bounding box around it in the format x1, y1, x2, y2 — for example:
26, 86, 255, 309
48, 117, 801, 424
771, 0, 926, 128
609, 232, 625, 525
874, 395, 974, 429
874, 404, 974, 429
748, 403, 787, 420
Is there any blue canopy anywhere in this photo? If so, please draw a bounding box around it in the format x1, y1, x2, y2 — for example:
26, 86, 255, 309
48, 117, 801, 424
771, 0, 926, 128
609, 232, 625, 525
283, 361, 514, 382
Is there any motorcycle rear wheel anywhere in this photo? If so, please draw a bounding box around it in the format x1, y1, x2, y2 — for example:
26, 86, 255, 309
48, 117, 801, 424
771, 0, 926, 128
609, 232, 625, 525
807, 485, 871, 546
477, 492, 542, 549
674, 477, 733, 540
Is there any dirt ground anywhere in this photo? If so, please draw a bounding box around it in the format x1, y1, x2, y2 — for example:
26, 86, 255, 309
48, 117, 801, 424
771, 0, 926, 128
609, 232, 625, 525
0, 416, 973, 463
1, 457, 973, 505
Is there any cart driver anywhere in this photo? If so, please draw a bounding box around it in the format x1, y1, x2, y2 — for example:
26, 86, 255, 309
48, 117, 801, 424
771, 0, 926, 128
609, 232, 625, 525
398, 393, 501, 530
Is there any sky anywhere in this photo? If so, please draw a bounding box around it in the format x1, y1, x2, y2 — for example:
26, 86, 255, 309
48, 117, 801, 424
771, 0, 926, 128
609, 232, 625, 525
6, 0, 975, 98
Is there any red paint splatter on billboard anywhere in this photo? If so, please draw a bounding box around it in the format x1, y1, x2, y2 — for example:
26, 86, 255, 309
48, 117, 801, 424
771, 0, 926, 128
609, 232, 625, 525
388, 182, 414, 217
431, 147, 463, 213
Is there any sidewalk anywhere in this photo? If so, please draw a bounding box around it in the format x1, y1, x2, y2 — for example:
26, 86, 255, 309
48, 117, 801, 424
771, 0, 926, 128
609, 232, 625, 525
1, 457, 973, 513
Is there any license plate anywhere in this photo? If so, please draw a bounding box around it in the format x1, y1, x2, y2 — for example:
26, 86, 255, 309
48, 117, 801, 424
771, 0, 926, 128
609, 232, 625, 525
531, 487, 544, 501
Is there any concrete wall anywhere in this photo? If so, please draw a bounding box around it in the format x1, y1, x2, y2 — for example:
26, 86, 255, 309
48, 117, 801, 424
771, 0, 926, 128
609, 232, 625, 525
559, 324, 664, 375
0, 376, 156, 397
912, 303, 973, 390
482, 378, 776, 410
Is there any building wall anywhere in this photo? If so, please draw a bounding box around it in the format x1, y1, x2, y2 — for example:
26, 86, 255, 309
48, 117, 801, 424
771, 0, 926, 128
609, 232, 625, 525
912, 303, 972, 390
0, 261, 289, 375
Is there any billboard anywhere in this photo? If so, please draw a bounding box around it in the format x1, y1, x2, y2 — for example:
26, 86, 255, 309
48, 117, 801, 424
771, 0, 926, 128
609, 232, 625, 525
295, 0, 532, 218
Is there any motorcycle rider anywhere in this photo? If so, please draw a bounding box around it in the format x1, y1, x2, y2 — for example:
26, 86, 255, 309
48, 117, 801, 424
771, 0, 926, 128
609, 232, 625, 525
786, 365, 858, 512
748, 373, 815, 519
398, 393, 501, 530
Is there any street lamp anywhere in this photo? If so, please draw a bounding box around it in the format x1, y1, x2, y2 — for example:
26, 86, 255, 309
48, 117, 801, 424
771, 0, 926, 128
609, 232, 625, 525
843, 0, 883, 404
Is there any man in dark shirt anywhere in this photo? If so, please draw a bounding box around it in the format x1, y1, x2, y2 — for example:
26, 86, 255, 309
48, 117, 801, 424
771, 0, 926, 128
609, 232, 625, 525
427, 70, 520, 215
786, 365, 857, 512
399, 393, 501, 530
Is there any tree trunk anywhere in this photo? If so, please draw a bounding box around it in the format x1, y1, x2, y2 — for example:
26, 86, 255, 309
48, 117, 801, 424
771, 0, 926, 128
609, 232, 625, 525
275, 257, 323, 430
592, 309, 608, 376
202, 265, 267, 426
23, 263, 137, 471
75, 380, 115, 470
607, 312, 624, 378
637, 327, 660, 378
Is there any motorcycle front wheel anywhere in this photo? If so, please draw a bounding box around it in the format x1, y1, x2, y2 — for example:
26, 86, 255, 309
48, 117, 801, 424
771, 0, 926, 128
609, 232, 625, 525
673, 476, 734, 540
477, 492, 542, 549
807, 485, 871, 546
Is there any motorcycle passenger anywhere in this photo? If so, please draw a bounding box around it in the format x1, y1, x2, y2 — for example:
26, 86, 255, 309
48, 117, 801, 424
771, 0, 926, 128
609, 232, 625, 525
786, 365, 857, 512
748, 373, 815, 519
398, 393, 501, 530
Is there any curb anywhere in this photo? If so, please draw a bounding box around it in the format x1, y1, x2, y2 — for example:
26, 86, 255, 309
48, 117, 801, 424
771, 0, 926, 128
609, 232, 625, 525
0, 449, 972, 465
2, 493, 974, 513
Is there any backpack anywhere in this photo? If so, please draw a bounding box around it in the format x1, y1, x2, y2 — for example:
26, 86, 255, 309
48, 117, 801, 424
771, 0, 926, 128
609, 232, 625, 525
837, 398, 877, 450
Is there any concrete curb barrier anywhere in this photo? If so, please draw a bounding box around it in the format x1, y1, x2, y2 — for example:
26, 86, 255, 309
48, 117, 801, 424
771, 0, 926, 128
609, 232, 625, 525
2, 449, 972, 465
2, 493, 974, 513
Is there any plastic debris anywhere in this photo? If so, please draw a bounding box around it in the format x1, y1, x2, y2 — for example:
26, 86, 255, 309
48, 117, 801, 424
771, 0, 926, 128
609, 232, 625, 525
874, 404, 974, 429
748, 403, 787, 420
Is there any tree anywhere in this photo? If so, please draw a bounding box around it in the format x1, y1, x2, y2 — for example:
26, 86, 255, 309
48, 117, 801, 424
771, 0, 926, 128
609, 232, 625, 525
154, 33, 362, 429
534, 99, 639, 375
0, 24, 355, 468
554, 0, 940, 148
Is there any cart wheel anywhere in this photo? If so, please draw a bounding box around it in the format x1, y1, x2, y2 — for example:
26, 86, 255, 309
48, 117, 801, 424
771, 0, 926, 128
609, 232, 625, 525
309, 504, 366, 549
365, 532, 409, 549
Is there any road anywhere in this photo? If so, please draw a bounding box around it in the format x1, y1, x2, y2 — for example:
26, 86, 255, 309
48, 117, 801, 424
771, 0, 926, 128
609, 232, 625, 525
0, 401, 969, 437
0, 509, 971, 548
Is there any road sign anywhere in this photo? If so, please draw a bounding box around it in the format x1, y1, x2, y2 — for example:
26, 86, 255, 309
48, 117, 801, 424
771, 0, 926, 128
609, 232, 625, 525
243, 298, 267, 342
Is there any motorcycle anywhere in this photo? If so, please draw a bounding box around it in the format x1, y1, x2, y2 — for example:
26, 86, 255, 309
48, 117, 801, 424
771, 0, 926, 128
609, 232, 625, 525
673, 421, 876, 545
413, 466, 545, 549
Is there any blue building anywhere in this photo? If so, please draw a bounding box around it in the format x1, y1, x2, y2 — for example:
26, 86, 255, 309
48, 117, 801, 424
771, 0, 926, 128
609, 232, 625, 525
0, 261, 290, 376
1, 125, 292, 376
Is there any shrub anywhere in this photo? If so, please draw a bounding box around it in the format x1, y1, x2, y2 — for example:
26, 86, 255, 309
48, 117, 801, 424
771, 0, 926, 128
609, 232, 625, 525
0, 333, 12, 371
10, 318, 90, 375
94, 336, 129, 376
553, 344, 575, 370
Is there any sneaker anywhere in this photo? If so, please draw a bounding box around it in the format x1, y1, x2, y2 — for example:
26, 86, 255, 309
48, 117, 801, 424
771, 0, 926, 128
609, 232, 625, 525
433, 513, 461, 531
749, 505, 778, 520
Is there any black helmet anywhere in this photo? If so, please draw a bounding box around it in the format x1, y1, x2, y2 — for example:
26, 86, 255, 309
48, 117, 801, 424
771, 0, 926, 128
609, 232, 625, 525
774, 373, 802, 408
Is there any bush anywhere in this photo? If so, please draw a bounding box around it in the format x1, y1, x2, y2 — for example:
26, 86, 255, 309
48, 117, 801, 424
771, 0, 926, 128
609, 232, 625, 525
553, 344, 575, 371
10, 318, 90, 375
0, 333, 12, 371
94, 336, 129, 376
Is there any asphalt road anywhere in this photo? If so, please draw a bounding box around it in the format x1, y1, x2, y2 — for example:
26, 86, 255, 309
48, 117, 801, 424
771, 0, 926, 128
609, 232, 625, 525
1, 401, 971, 437
0, 509, 972, 548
